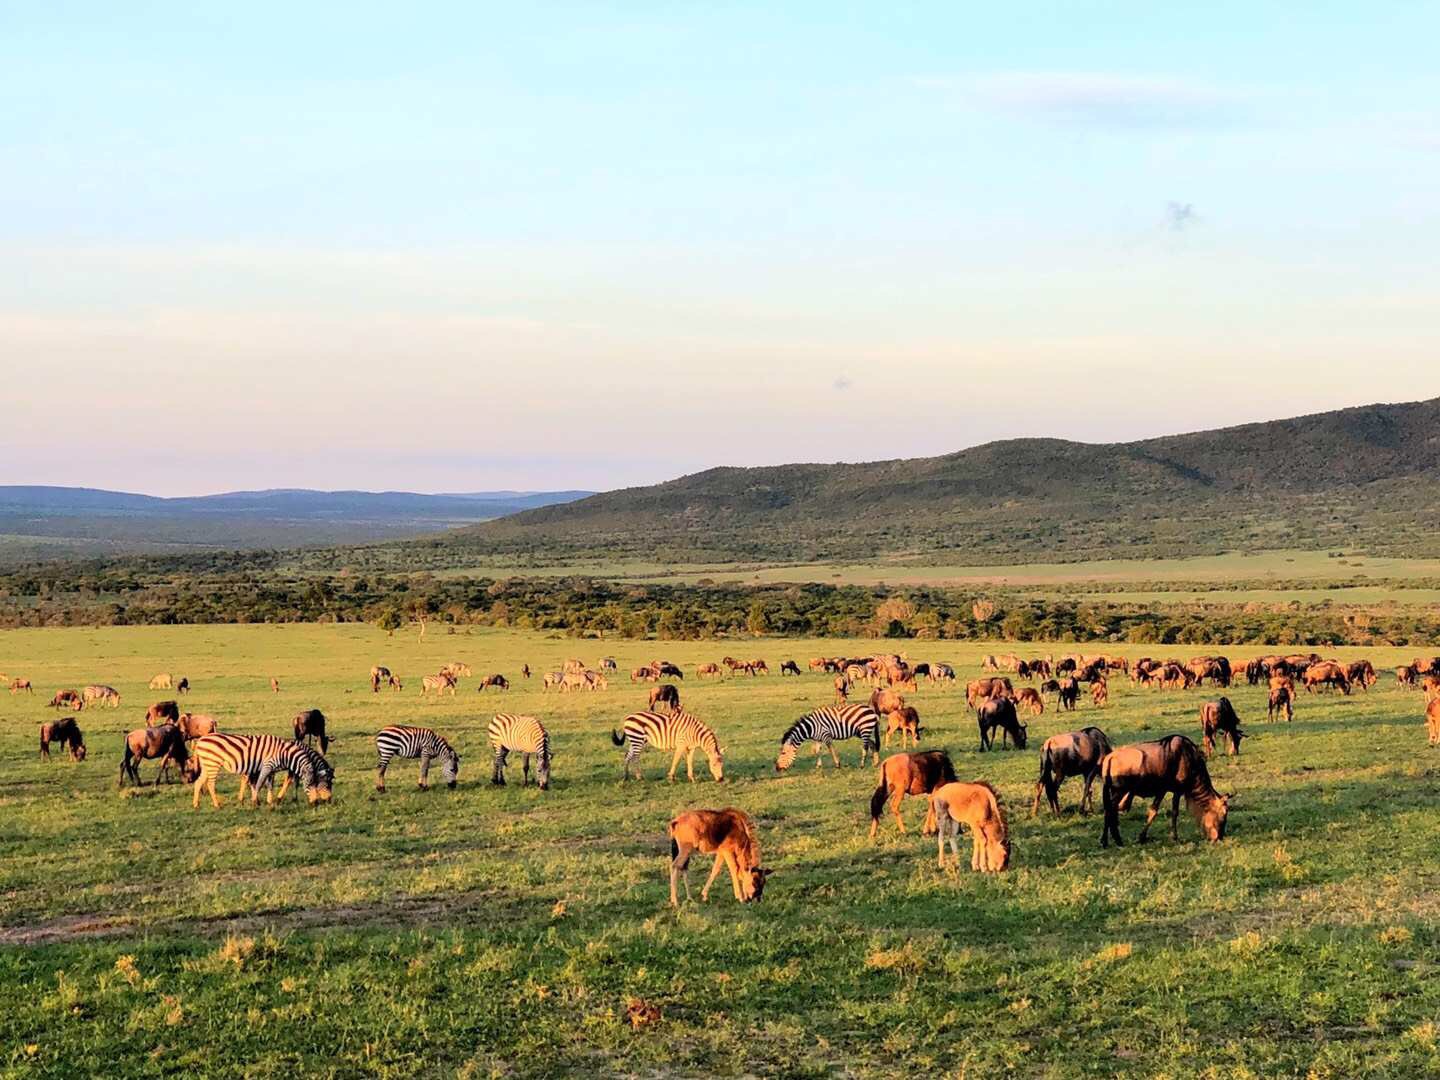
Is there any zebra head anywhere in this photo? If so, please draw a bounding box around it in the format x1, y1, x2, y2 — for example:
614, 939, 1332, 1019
442, 747, 461, 789
304, 748, 334, 804
536, 750, 550, 791
708, 743, 725, 782
774, 741, 798, 772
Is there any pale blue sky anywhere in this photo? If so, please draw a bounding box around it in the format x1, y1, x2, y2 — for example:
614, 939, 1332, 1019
3, 2, 1438, 494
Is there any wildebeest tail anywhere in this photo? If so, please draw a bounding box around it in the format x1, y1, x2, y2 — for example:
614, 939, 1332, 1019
869, 781, 889, 825
610, 728, 624, 747
1037, 745, 1054, 788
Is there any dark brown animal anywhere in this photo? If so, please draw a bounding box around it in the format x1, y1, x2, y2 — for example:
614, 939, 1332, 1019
779, 660, 801, 676
1346, 660, 1376, 691
1200, 697, 1245, 757
120, 723, 193, 786
1303, 661, 1350, 695
39, 718, 86, 762
649, 684, 681, 712
1267, 685, 1294, 723
293, 709, 329, 753
176, 677, 190, 695
1100, 734, 1230, 847
868, 750, 957, 837
1396, 665, 1418, 688
48, 689, 83, 710
667, 808, 771, 907
479, 674, 509, 691
833, 675, 849, 704
977, 696, 1027, 751
146, 700, 180, 727
1032, 726, 1112, 815
883, 706, 922, 748
1057, 677, 1080, 712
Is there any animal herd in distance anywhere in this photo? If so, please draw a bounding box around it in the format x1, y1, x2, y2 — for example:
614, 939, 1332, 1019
19, 646, 1440, 906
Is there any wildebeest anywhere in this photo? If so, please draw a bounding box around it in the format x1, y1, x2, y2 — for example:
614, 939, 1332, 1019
1424, 675, 1440, 700
657, 661, 684, 680
478, 674, 509, 691
966, 677, 1012, 709
39, 718, 86, 762
1346, 660, 1377, 691
1244, 658, 1266, 686
1039, 678, 1061, 699
882, 706, 922, 748
1013, 687, 1044, 716
9, 677, 32, 694
601, 657, 618, 671
176, 677, 190, 694
421, 672, 458, 696
667, 808, 770, 906
1091, 679, 1109, 708
697, 663, 723, 679
149, 673, 173, 690
910, 662, 931, 680
1031, 726, 1112, 815
929, 663, 956, 683
270, 677, 281, 693
1100, 734, 1230, 847
145, 700, 180, 727
1303, 661, 1350, 695
868, 750, 956, 837
779, 660, 801, 676
177, 713, 218, 740
1057, 677, 1080, 712
833, 675, 849, 704
870, 687, 906, 718
932, 782, 1010, 872
371, 665, 402, 692
649, 684, 681, 712
1428, 698, 1440, 746
1267, 684, 1294, 723
440, 662, 472, 680
120, 723, 193, 786
977, 696, 1027, 751
48, 689, 83, 710
1396, 665, 1418, 688
631, 665, 659, 683
83, 685, 121, 708
293, 709, 330, 753
1200, 697, 1245, 757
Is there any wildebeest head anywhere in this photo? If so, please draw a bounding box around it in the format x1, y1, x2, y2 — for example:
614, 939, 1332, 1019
1014, 722, 1028, 750
745, 866, 774, 902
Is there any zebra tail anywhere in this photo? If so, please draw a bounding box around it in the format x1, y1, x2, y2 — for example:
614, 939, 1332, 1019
610, 729, 625, 747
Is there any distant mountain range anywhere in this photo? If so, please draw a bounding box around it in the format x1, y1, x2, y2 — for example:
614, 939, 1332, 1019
0, 486, 591, 564
400, 397, 1440, 565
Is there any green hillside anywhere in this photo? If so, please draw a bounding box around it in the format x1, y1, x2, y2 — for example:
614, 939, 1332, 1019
404, 398, 1440, 565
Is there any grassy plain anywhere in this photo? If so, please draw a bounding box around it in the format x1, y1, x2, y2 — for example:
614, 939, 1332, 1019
2, 625, 1439, 1077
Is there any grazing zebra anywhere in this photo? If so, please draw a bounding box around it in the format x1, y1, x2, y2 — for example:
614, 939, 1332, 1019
190, 733, 334, 809
420, 673, 457, 696
774, 704, 880, 771
374, 725, 460, 792
610, 710, 725, 782
488, 714, 551, 789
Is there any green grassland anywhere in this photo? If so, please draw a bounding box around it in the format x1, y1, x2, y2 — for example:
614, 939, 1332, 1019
3, 626, 1440, 1077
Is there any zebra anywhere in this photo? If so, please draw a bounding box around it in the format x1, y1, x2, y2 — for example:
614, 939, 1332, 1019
774, 704, 880, 771
374, 725, 460, 792
610, 709, 724, 782
488, 714, 551, 790
190, 733, 334, 809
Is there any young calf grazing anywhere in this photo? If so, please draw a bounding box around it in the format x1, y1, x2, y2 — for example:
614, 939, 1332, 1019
932, 782, 1010, 872
1100, 734, 1230, 847
976, 696, 1027, 751
1031, 726, 1112, 816
883, 707, 923, 748
1267, 685, 1294, 723
869, 750, 956, 837
667, 808, 771, 906
1200, 697, 1245, 757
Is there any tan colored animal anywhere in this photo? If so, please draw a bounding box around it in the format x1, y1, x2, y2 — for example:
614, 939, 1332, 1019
9, 677, 32, 694
966, 677, 1012, 708
177, 713, 219, 740
1428, 698, 1440, 746
1303, 661, 1350, 695
421, 673, 458, 696
932, 782, 1010, 872
370, 665, 402, 692
667, 808, 771, 907
82, 685, 121, 708
696, 663, 723, 679
441, 662, 472, 680
270, 677, 281, 693
870, 687, 906, 717
833, 675, 849, 704
1091, 679, 1109, 708
39, 718, 87, 762
146, 700, 180, 727
1013, 687, 1044, 716
149, 673, 173, 690
1267, 685, 1294, 723
883, 707, 922, 748
48, 689, 83, 710
1269, 673, 1296, 694
1032, 726, 1112, 815
869, 750, 956, 837
1424, 675, 1440, 700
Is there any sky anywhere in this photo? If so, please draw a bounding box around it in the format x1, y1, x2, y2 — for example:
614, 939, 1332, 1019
2, 2, 1438, 495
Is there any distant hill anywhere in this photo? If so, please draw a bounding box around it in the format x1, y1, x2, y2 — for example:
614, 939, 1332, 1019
0, 487, 591, 564
402, 398, 1440, 565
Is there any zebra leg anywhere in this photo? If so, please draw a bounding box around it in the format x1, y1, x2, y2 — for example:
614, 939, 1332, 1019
828, 741, 840, 767
667, 747, 684, 782
274, 773, 293, 804
685, 747, 698, 782
418, 752, 432, 790
814, 742, 825, 770
623, 748, 641, 781
491, 747, 507, 785
522, 753, 532, 786
376, 752, 390, 793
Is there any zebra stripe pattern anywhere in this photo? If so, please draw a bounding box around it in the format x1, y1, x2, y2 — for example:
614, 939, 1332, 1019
375, 725, 460, 791
488, 714, 551, 789
190, 733, 334, 808
612, 709, 725, 782
775, 704, 880, 771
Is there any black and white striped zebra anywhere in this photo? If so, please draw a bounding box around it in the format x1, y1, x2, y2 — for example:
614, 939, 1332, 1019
488, 714, 551, 790
610, 709, 724, 782
774, 704, 880, 771
374, 725, 460, 792
190, 733, 334, 808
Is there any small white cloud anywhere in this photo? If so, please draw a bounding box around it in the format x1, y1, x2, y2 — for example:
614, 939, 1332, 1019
922, 72, 1241, 129
833, 375, 853, 391
1165, 202, 1199, 230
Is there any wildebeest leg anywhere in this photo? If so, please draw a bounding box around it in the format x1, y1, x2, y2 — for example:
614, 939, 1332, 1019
892, 789, 907, 833
1101, 780, 1122, 848
670, 842, 693, 906
491, 747, 507, 785
417, 752, 432, 790
1137, 794, 1166, 843
701, 852, 727, 902
1081, 771, 1096, 814
922, 794, 938, 836
977, 718, 988, 752
1169, 792, 1181, 840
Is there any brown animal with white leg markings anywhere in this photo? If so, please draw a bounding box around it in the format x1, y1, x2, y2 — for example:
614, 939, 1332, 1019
667, 808, 771, 906
869, 750, 957, 837
932, 782, 1010, 872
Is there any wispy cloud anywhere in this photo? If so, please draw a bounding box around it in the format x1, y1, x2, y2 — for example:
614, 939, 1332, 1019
833, 375, 853, 392
919, 72, 1242, 129
1165, 201, 1199, 230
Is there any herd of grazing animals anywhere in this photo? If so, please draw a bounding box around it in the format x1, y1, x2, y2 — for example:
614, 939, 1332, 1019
13, 644, 1439, 907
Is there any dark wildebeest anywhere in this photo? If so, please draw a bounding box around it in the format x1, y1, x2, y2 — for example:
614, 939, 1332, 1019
1032, 726, 1112, 816
1039, 678, 1061, 699
146, 700, 180, 727
120, 723, 194, 787
479, 674, 509, 691
1244, 658, 1265, 686
293, 709, 330, 753
1267, 685, 1294, 723
1200, 697, 1245, 757
601, 657, 618, 671
1346, 660, 1376, 691
1303, 661, 1350, 695
1100, 734, 1230, 847
48, 689, 84, 711
39, 718, 86, 762
176, 677, 190, 695
868, 750, 957, 837
649, 684, 681, 712
779, 660, 801, 676
657, 662, 684, 680
977, 696, 1027, 751
177, 713, 218, 740
1057, 677, 1080, 712
911, 662, 931, 680
1396, 665, 1418, 689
